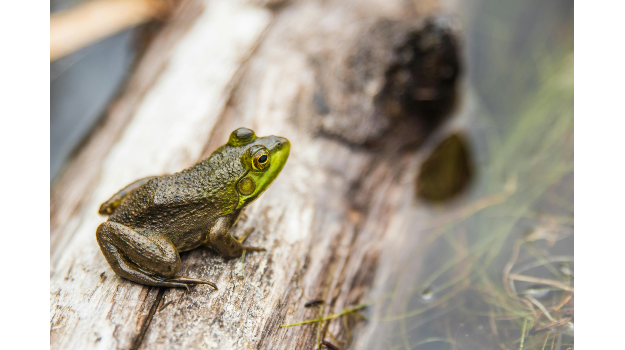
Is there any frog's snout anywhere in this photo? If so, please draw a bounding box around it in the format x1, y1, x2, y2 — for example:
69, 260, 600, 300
271, 136, 290, 159
275, 137, 289, 151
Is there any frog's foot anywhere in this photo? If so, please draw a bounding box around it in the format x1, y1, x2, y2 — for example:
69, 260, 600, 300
241, 246, 266, 252
103, 246, 193, 288
238, 228, 266, 252
97, 221, 216, 289
207, 217, 266, 259
153, 275, 218, 291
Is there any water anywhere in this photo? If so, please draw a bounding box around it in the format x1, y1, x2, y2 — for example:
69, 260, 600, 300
355, 1, 573, 349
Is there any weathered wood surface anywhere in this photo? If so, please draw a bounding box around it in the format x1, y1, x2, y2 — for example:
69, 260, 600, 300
50, 0, 450, 349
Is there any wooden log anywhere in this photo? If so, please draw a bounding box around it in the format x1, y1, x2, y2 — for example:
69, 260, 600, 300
50, 0, 454, 349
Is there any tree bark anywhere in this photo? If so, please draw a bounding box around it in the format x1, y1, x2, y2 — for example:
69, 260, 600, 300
50, 0, 451, 349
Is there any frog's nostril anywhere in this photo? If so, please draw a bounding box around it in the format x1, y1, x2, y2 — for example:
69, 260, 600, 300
277, 142, 282, 149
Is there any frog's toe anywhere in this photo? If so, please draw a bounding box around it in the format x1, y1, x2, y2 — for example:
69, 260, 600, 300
236, 227, 255, 243
242, 246, 266, 253
161, 275, 218, 290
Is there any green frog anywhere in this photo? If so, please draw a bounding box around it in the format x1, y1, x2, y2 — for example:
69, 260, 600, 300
96, 128, 290, 289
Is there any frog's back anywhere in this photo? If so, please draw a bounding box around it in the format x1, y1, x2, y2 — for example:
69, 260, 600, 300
108, 148, 244, 237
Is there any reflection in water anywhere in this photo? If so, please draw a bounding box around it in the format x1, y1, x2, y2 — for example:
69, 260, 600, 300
416, 133, 473, 203
356, 1, 573, 349
519, 284, 555, 300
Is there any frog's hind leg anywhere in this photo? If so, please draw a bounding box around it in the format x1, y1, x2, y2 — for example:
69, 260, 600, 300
207, 216, 266, 259
98, 176, 158, 215
96, 221, 217, 289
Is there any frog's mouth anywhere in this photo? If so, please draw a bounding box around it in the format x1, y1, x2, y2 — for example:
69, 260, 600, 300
235, 136, 290, 209
263, 136, 290, 187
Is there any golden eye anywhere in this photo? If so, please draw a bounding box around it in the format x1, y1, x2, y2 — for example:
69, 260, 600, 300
252, 149, 270, 170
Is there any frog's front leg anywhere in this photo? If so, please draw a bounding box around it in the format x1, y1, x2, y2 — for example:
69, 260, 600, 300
96, 221, 217, 289
228, 208, 252, 242
206, 215, 266, 259
99, 176, 158, 215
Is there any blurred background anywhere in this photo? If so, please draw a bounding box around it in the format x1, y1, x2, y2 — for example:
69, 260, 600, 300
51, 0, 169, 180
51, 0, 573, 349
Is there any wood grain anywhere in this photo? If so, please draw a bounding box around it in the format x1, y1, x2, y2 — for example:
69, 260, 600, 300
50, 0, 448, 349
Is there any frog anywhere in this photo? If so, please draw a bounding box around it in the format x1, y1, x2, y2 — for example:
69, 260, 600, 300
96, 128, 290, 289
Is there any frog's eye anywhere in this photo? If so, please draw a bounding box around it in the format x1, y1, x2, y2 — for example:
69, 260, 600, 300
229, 127, 256, 146
252, 149, 270, 170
